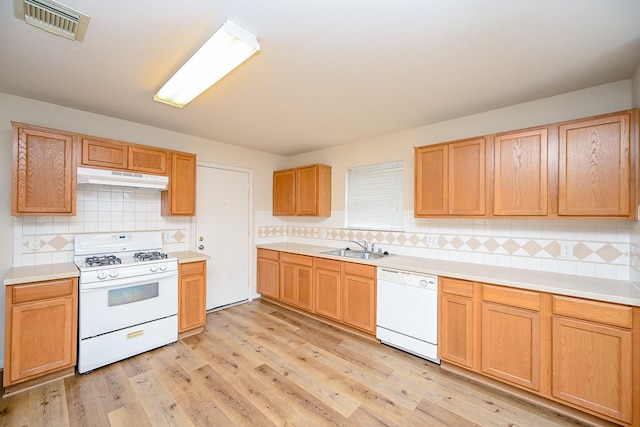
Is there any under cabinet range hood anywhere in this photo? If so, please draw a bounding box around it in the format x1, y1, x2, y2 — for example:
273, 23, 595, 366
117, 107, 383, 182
76, 167, 168, 190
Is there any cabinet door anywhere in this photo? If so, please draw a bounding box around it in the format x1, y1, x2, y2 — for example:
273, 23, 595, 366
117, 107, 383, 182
415, 144, 448, 216
296, 166, 319, 215
178, 262, 206, 333
314, 266, 341, 320
273, 169, 296, 215
558, 113, 630, 216
82, 138, 128, 169
279, 262, 313, 310
8, 296, 75, 384
494, 129, 548, 216
128, 146, 167, 174
552, 317, 632, 423
12, 124, 75, 215
296, 265, 313, 310
439, 293, 474, 368
449, 138, 486, 215
257, 250, 280, 299
482, 302, 540, 391
343, 273, 375, 334
162, 152, 196, 216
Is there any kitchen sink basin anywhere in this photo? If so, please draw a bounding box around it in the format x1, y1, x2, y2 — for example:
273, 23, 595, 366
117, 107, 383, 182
321, 248, 390, 260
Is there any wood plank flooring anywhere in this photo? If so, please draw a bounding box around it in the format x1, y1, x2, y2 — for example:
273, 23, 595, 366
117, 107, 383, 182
0, 299, 593, 426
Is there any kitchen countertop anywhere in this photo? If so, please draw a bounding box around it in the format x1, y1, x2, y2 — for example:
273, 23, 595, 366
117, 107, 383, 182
257, 242, 640, 307
4, 262, 80, 286
169, 251, 210, 263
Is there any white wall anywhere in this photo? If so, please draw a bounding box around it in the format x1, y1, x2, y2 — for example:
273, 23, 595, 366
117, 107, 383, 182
0, 92, 285, 367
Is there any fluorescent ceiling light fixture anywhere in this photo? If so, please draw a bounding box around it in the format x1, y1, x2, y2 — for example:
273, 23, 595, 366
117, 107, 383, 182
154, 20, 260, 108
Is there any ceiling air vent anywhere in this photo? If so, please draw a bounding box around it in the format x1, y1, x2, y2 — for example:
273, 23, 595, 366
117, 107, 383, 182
13, 0, 90, 41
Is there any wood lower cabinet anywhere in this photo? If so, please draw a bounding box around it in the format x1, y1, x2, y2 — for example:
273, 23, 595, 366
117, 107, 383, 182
273, 164, 331, 217
551, 295, 635, 424
280, 253, 313, 310
493, 128, 548, 216
4, 277, 78, 388
162, 152, 196, 216
11, 122, 76, 216
314, 258, 342, 321
558, 112, 631, 217
342, 262, 376, 334
257, 249, 280, 299
415, 137, 486, 217
481, 284, 543, 392
178, 261, 207, 337
439, 277, 478, 369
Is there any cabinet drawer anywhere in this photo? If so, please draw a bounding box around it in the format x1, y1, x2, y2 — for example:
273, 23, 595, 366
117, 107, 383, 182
482, 284, 540, 311
11, 279, 75, 304
280, 252, 313, 267
314, 257, 341, 271
552, 295, 632, 328
180, 261, 205, 277
343, 262, 375, 278
257, 249, 280, 261
440, 277, 474, 297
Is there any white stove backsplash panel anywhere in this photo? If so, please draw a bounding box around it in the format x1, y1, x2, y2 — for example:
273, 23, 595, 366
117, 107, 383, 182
13, 185, 191, 267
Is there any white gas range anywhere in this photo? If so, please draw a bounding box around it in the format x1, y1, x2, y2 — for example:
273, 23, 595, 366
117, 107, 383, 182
74, 232, 178, 373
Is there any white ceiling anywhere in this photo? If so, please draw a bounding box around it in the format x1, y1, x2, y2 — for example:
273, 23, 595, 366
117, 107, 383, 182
1, 1, 639, 156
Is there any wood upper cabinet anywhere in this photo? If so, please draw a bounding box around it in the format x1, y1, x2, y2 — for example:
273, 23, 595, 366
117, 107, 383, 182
558, 112, 631, 217
4, 278, 78, 387
551, 295, 635, 424
273, 169, 296, 215
178, 261, 207, 336
415, 137, 486, 217
280, 253, 313, 310
313, 258, 342, 321
439, 277, 478, 369
481, 285, 542, 392
273, 164, 331, 216
493, 128, 548, 216
162, 152, 196, 216
82, 137, 167, 174
11, 122, 76, 216
342, 262, 376, 334
257, 249, 280, 299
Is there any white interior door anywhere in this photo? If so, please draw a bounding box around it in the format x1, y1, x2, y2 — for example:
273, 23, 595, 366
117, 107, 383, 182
195, 163, 251, 310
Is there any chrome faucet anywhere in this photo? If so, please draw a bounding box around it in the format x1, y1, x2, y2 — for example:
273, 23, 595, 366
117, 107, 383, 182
349, 239, 369, 252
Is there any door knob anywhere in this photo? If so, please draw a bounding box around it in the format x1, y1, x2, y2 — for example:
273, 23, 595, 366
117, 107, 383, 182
198, 245, 204, 250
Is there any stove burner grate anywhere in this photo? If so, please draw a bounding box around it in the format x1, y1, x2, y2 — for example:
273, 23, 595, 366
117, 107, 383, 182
85, 255, 122, 267
134, 251, 168, 262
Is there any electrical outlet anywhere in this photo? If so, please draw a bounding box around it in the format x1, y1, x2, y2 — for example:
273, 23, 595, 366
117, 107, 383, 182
560, 242, 574, 258
318, 228, 327, 238
164, 231, 173, 242
29, 237, 40, 251
426, 235, 438, 247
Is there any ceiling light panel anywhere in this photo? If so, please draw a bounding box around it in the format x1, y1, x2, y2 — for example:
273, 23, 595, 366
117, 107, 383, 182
154, 20, 260, 108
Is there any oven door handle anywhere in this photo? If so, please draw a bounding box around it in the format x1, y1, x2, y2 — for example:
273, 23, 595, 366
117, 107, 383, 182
80, 271, 178, 291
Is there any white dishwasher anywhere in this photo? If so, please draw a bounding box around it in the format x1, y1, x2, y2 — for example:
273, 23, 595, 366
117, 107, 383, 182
376, 267, 439, 363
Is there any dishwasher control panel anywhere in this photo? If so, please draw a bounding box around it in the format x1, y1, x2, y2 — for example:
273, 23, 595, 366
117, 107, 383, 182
378, 268, 437, 290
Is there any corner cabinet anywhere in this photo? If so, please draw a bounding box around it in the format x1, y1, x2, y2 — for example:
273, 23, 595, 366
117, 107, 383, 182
415, 137, 486, 217
257, 249, 280, 299
4, 277, 78, 392
162, 152, 196, 216
273, 164, 331, 216
11, 122, 76, 216
178, 260, 207, 338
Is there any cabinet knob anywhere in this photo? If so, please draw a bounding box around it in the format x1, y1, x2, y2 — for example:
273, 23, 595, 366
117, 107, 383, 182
198, 245, 204, 250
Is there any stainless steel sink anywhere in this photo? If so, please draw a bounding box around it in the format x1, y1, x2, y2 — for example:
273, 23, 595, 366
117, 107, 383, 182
321, 248, 389, 260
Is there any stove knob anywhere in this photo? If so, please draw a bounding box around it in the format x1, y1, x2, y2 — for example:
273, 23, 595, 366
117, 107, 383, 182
150, 264, 159, 272
159, 263, 168, 271
97, 271, 108, 280
108, 270, 119, 278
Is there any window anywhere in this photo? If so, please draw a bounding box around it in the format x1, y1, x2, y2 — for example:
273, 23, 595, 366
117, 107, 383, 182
346, 160, 403, 231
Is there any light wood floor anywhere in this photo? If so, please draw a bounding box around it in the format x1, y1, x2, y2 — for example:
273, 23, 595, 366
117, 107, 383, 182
0, 299, 591, 427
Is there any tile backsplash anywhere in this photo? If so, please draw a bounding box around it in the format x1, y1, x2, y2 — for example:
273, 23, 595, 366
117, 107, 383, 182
13, 185, 192, 266
256, 211, 632, 280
